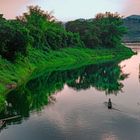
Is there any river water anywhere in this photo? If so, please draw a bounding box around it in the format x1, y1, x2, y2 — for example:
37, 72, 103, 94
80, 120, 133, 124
0, 46, 140, 140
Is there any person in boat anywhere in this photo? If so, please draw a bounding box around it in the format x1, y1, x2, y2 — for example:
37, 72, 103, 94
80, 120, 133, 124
108, 98, 112, 109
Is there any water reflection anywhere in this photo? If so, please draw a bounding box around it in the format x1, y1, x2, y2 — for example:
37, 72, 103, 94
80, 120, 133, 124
67, 62, 128, 94
0, 61, 129, 130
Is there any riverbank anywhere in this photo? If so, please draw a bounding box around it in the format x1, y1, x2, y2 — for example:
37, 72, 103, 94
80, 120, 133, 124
0, 46, 134, 97
0, 45, 134, 113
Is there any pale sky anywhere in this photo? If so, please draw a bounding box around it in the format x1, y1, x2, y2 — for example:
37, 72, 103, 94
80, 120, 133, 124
0, 0, 139, 21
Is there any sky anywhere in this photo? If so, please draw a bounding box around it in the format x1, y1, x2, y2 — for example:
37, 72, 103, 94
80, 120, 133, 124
0, 0, 140, 21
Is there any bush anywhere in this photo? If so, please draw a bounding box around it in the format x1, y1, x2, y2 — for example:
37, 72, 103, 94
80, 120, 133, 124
0, 21, 31, 60
93, 12, 127, 48
45, 27, 84, 50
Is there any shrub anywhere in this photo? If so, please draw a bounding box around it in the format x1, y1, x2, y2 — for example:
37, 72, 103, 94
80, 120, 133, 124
0, 21, 31, 60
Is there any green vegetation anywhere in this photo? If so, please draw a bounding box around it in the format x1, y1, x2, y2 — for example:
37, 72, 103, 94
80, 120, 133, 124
0, 6, 84, 61
0, 46, 133, 97
0, 19, 30, 60
66, 12, 127, 48
0, 61, 129, 120
0, 6, 134, 111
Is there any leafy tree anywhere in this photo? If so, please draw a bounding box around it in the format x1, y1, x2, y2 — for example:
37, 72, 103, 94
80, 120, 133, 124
17, 6, 55, 49
16, 6, 84, 50
0, 20, 30, 60
65, 19, 102, 48
45, 26, 84, 50
66, 12, 126, 48
93, 12, 127, 48
65, 19, 95, 48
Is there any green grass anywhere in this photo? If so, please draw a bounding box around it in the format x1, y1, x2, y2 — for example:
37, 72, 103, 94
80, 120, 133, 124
0, 46, 134, 97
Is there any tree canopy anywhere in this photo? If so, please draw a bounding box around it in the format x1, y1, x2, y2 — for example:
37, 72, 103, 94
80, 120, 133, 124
0, 6, 83, 61
0, 7, 126, 61
66, 12, 126, 48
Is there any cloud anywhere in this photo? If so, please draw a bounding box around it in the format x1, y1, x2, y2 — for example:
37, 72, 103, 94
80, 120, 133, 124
122, 0, 140, 16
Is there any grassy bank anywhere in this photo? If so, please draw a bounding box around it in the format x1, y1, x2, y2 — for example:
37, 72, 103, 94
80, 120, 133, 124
0, 46, 134, 95
0, 45, 134, 112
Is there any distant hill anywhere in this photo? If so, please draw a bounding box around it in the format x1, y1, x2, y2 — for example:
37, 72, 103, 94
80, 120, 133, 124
123, 15, 140, 42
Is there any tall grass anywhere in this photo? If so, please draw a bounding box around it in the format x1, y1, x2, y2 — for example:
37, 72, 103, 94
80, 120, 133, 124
0, 46, 134, 97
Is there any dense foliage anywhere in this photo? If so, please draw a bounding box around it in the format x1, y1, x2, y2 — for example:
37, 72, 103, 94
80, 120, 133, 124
0, 6, 83, 60
0, 18, 30, 60
0, 7, 126, 61
17, 6, 84, 50
66, 12, 127, 48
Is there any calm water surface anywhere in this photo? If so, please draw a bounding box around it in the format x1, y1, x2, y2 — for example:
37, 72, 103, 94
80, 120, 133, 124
0, 46, 140, 140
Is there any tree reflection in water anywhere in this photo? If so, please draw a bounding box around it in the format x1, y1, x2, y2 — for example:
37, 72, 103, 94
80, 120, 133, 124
0, 61, 129, 129
67, 62, 129, 95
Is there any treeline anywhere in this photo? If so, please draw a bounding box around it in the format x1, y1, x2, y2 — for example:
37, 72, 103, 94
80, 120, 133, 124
66, 12, 126, 48
0, 6, 126, 61
0, 6, 83, 61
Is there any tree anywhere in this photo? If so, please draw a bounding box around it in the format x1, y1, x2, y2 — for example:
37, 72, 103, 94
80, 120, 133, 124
16, 6, 56, 49
17, 6, 84, 50
93, 12, 127, 48
0, 20, 31, 60
17, 5, 55, 24
65, 19, 95, 48
66, 12, 126, 48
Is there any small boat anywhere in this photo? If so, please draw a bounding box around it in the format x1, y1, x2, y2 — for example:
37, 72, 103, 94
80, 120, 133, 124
108, 98, 112, 109
0, 115, 21, 130
0, 115, 21, 122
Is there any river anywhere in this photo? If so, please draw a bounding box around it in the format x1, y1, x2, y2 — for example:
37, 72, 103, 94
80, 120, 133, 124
0, 45, 140, 140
